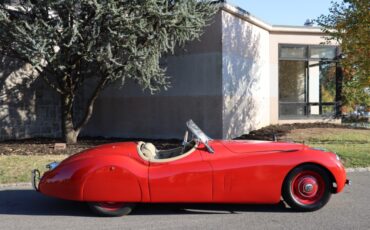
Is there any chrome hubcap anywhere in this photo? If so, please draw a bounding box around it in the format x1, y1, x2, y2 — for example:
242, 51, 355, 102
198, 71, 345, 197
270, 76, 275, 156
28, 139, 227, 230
304, 184, 313, 192
297, 176, 319, 198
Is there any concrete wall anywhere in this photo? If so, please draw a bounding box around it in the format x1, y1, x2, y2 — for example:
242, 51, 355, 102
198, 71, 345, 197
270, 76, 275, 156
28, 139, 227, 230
268, 32, 335, 124
82, 12, 224, 139
221, 11, 270, 139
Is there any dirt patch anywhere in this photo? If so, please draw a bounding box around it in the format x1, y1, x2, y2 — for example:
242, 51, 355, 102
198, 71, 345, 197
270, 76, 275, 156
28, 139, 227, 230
236, 123, 367, 141
0, 138, 181, 156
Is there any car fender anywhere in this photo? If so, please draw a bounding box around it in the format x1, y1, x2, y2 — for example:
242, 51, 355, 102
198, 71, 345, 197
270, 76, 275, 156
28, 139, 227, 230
82, 165, 142, 202
283, 150, 347, 194
39, 155, 147, 202
80, 155, 146, 202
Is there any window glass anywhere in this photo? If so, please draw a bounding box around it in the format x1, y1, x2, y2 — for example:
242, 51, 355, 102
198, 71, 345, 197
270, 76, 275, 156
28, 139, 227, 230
310, 47, 337, 59
278, 44, 338, 119
279, 60, 306, 102
320, 63, 337, 102
280, 46, 307, 59
279, 60, 307, 117
279, 104, 307, 117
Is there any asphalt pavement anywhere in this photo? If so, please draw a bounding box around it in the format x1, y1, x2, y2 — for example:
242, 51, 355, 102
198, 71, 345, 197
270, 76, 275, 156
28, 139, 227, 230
0, 172, 369, 230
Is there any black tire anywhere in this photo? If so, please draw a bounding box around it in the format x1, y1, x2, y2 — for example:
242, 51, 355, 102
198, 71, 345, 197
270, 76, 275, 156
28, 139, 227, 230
282, 164, 332, 212
88, 202, 136, 217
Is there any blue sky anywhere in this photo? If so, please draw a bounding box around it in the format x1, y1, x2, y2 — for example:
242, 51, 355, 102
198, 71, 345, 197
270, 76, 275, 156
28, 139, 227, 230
229, 0, 337, 26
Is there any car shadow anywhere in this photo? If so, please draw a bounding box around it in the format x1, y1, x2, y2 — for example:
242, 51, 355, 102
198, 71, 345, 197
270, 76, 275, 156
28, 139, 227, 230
0, 189, 294, 217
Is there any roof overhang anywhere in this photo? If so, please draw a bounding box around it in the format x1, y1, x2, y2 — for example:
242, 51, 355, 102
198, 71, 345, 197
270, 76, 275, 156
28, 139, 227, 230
221, 3, 325, 35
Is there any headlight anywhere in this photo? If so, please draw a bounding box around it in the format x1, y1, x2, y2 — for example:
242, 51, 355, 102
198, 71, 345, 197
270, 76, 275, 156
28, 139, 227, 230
46, 161, 59, 170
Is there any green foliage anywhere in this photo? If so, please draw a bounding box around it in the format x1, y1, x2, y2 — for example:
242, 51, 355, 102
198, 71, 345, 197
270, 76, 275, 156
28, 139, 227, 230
342, 75, 370, 109
316, 0, 370, 108
0, 0, 217, 92
0, 0, 217, 142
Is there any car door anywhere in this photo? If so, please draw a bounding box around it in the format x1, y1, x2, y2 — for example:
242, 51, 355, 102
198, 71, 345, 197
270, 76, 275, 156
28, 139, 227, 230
200, 142, 283, 204
149, 149, 213, 202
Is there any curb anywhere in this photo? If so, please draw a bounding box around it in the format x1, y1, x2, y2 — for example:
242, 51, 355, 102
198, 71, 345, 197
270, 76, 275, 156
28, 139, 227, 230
0, 182, 31, 188
346, 167, 370, 172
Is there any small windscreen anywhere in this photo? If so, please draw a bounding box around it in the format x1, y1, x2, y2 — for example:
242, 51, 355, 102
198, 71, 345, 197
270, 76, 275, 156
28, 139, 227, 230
186, 120, 214, 153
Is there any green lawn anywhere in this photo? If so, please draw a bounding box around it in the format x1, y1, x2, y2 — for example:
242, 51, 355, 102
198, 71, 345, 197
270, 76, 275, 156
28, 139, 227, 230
284, 128, 370, 168
0, 155, 68, 184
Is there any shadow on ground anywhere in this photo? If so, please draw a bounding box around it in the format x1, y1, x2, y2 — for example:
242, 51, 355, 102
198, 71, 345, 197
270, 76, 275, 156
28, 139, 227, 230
0, 189, 294, 217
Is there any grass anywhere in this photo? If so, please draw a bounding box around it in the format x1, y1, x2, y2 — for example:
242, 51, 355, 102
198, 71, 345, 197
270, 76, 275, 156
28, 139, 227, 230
0, 155, 68, 184
284, 128, 370, 168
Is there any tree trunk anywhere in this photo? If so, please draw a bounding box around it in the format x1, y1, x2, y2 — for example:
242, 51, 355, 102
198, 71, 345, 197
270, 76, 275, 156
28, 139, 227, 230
61, 94, 79, 144
61, 77, 108, 144
64, 127, 79, 144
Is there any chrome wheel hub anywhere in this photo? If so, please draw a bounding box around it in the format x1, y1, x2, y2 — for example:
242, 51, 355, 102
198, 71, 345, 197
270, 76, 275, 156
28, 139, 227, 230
304, 184, 313, 192
297, 176, 319, 198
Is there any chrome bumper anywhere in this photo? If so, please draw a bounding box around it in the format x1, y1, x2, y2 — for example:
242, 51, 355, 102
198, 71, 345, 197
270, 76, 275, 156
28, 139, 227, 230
31, 169, 41, 191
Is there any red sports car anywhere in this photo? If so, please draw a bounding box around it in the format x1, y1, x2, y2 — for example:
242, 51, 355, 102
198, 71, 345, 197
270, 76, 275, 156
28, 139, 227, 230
32, 120, 350, 216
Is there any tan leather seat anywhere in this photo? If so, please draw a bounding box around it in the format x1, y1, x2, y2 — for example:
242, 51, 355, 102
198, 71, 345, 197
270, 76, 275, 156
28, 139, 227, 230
140, 142, 157, 159
137, 141, 197, 162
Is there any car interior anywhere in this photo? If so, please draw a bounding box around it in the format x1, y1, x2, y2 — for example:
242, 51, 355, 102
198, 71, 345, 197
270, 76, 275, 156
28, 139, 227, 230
137, 140, 198, 162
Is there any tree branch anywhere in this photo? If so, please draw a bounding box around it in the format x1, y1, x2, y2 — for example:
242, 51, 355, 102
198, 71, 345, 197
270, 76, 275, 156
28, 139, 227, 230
34, 66, 65, 94
75, 77, 109, 132
0, 47, 65, 94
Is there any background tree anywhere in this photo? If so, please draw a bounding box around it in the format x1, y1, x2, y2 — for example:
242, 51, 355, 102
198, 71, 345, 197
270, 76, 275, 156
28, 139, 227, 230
316, 0, 370, 110
0, 0, 217, 143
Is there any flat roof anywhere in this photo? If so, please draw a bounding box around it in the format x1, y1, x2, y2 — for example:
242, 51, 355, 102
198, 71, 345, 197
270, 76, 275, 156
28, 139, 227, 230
221, 3, 325, 35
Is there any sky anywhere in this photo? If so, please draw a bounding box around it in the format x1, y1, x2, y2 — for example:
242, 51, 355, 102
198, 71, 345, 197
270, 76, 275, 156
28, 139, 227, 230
229, 0, 337, 26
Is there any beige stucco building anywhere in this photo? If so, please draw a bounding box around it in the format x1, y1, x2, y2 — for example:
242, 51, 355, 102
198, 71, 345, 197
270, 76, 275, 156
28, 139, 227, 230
0, 3, 341, 140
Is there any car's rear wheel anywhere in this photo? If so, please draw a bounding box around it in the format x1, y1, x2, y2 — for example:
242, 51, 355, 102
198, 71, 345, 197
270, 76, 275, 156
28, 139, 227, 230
88, 202, 136, 217
282, 164, 332, 211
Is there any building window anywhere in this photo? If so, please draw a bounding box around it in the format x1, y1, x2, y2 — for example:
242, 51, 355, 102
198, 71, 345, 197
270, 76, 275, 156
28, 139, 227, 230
279, 44, 339, 119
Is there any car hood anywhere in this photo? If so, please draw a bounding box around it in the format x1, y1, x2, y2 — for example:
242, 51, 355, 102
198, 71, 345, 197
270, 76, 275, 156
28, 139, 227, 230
215, 140, 305, 153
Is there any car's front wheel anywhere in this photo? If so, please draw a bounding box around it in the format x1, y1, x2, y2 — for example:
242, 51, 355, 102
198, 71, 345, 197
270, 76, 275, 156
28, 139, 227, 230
88, 202, 136, 217
282, 164, 332, 211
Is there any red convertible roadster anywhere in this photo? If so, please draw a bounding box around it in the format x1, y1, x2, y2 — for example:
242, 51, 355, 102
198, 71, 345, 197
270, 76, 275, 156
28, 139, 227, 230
32, 120, 349, 216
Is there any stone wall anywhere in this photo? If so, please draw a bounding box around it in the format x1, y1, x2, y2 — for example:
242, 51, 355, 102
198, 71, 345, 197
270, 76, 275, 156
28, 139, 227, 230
0, 56, 61, 140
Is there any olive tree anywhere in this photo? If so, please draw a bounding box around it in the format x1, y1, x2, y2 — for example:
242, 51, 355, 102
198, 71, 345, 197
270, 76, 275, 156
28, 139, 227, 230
0, 0, 217, 143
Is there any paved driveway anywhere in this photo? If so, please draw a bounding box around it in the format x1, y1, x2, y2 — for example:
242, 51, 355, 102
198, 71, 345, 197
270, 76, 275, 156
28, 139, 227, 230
0, 172, 369, 230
